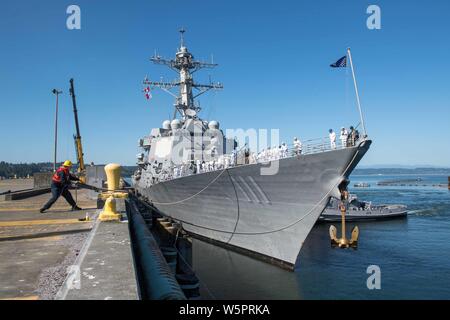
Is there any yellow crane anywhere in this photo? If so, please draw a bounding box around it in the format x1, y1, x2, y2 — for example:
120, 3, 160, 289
69, 78, 86, 183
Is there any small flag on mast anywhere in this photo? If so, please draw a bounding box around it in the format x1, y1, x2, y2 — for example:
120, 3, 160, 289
330, 55, 347, 68
143, 86, 152, 100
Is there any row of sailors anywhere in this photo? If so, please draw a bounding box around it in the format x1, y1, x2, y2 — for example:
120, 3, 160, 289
174, 138, 305, 178
329, 126, 360, 149
195, 154, 237, 174
170, 154, 238, 179
256, 144, 288, 162
256, 138, 303, 162
163, 137, 307, 181
158, 129, 362, 182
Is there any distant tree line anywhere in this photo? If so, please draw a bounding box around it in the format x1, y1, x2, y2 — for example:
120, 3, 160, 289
121, 166, 138, 177
0, 161, 55, 178
0, 161, 137, 178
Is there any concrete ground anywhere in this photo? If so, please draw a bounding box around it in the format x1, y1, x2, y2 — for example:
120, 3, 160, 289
0, 180, 97, 300
0, 178, 34, 193
63, 218, 138, 300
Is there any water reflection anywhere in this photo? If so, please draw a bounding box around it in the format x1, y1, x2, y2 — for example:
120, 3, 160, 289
192, 238, 301, 299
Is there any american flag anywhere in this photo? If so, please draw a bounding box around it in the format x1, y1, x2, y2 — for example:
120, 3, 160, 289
330, 55, 347, 68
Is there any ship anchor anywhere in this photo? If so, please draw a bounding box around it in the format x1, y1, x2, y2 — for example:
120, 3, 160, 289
329, 200, 359, 249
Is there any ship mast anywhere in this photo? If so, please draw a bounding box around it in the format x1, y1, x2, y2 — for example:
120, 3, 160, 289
143, 29, 223, 120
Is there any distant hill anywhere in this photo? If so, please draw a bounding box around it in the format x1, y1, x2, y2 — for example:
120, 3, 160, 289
0, 161, 55, 178
121, 166, 138, 177
0, 162, 137, 178
353, 167, 450, 175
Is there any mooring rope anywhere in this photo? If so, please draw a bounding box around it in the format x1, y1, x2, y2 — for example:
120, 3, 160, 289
150, 167, 229, 205
149, 144, 248, 206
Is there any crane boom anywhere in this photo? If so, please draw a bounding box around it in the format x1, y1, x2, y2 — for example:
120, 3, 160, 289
69, 78, 85, 176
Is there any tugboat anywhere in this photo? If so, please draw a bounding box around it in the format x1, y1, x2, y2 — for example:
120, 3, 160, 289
320, 194, 407, 222
133, 30, 372, 269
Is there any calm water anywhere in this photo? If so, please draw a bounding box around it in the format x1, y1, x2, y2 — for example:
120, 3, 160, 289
190, 174, 450, 299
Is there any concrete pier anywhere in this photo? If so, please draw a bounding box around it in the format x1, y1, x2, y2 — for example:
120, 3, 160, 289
61, 210, 138, 300
0, 178, 197, 300
0, 178, 138, 300
0, 185, 96, 300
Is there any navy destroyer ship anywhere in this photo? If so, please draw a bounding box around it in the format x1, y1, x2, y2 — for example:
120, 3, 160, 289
133, 30, 372, 269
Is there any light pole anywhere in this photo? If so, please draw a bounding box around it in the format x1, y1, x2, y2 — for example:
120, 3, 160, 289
52, 89, 62, 172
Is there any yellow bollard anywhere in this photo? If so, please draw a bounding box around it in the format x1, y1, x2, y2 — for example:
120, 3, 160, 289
99, 163, 128, 200
105, 163, 121, 192
98, 196, 121, 222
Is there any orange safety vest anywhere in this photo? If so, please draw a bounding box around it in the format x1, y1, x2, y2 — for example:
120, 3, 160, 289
52, 166, 70, 184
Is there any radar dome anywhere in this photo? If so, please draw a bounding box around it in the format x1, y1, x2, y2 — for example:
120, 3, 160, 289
208, 120, 220, 130
171, 119, 182, 130
162, 120, 171, 130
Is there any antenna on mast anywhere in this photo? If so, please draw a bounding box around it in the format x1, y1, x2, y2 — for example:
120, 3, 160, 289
144, 29, 223, 120
179, 28, 186, 47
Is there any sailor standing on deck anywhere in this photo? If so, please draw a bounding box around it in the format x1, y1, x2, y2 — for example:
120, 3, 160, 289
339, 127, 348, 148
40, 160, 82, 213
293, 137, 302, 155
281, 143, 288, 158
224, 156, 230, 168
348, 126, 359, 146
329, 129, 336, 149
231, 150, 237, 166
196, 159, 201, 174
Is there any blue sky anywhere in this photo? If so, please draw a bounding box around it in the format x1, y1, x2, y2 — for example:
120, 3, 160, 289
0, 0, 449, 166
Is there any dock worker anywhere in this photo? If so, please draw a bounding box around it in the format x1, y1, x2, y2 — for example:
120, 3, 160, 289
40, 160, 82, 213
329, 129, 336, 149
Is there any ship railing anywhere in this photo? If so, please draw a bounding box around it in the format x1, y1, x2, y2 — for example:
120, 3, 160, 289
159, 154, 238, 182
290, 135, 361, 155
253, 135, 358, 163
157, 136, 360, 182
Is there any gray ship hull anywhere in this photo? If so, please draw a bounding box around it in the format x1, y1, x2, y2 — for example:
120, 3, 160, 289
135, 140, 371, 269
